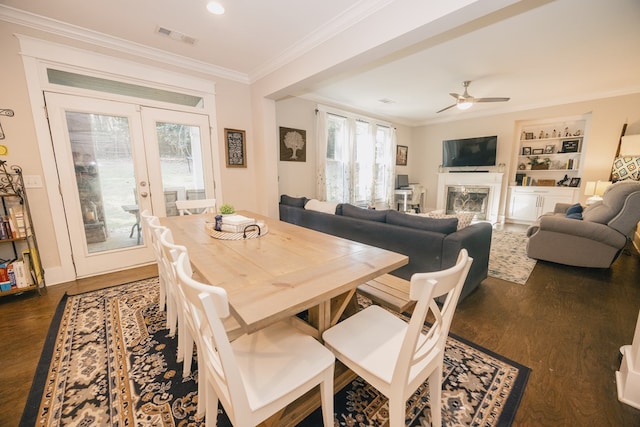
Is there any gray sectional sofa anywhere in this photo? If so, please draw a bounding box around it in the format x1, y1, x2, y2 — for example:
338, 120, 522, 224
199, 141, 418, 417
279, 195, 492, 302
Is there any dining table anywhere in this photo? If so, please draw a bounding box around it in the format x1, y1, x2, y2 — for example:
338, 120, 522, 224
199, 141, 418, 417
159, 211, 408, 339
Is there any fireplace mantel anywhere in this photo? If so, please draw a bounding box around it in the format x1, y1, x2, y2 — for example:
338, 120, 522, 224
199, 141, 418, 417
436, 172, 504, 223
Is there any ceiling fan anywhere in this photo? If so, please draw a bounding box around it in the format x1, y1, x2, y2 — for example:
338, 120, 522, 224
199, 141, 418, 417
436, 81, 510, 113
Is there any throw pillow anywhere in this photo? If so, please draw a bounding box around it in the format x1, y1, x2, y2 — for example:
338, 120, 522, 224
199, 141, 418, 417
304, 199, 339, 214
340, 203, 388, 222
280, 194, 307, 207
565, 203, 583, 216
386, 209, 458, 234
566, 212, 583, 220
426, 211, 475, 231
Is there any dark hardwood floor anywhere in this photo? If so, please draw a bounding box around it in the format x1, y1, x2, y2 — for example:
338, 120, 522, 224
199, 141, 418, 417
1, 235, 640, 426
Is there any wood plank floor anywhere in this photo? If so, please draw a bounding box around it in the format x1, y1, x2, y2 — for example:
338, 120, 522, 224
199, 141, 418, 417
1, 234, 640, 426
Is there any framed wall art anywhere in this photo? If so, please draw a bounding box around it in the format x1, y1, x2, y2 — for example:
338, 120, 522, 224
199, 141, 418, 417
279, 127, 306, 162
224, 128, 246, 168
396, 145, 408, 166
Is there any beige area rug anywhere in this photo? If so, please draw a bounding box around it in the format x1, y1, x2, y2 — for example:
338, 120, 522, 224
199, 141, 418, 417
488, 229, 537, 285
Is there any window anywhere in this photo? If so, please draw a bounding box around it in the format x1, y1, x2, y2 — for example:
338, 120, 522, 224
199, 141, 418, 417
320, 108, 395, 207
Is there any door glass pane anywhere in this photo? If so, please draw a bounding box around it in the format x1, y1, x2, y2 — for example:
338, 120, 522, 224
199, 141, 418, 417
66, 112, 140, 253
156, 122, 206, 216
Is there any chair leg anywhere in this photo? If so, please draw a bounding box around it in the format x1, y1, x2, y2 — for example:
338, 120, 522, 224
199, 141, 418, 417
166, 296, 177, 337
205, 381, 219, 427
388, 397, 406, 427
196, 350, 206, 417
429, 366, 442, 427
183, 333, 195, 377
320, 371, 334, 426
158, 277, 166, 312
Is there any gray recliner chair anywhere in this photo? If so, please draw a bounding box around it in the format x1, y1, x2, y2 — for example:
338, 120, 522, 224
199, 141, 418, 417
526, 180, 640, 268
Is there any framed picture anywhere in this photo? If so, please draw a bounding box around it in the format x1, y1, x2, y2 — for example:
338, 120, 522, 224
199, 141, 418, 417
561, 139, 580, 153
224, 128, 246, 168
569, 177, 581, 187
524, 132, 534, 140
396, 145, 408, 166
544, 144, 555, 154
522, 146, 531, 155
279, 127, 307, 162
532, 148, 544, 155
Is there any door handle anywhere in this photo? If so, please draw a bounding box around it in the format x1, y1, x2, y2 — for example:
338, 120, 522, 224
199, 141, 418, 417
139, 192, 148, 198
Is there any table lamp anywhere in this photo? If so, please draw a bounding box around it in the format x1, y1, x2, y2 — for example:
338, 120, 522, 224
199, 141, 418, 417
584, 180, 612, 204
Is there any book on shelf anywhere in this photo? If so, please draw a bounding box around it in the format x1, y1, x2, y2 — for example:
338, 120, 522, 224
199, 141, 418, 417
8, 206, 27, 238
22, 248, 41, 285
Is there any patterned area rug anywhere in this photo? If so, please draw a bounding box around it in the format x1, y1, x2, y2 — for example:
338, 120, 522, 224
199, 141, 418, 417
21, 278, 530, 426
488, 229, 537, 285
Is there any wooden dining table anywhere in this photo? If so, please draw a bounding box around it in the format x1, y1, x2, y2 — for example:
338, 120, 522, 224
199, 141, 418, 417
160, 211, 407, 338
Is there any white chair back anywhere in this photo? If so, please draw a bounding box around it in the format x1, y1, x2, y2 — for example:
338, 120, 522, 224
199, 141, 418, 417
398, 249, 472, 390
175, 252, 253, 418
176, 251, 336, 426
175, 198, 217, 215
322, 249, 472, 427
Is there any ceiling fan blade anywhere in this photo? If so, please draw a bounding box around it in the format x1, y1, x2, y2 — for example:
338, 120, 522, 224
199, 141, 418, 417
436, 104, 457, 113
449, 92, 461, 99
475, 97, 510, 103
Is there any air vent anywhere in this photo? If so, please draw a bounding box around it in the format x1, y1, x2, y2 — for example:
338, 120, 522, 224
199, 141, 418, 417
156, 26, 197, 45
378, 98, 395, 104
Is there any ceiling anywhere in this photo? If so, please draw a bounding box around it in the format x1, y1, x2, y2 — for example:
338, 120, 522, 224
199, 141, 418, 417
2, 0, 640, 126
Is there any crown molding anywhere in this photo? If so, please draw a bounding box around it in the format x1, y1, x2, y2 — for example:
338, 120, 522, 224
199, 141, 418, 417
0, 4, 250, 84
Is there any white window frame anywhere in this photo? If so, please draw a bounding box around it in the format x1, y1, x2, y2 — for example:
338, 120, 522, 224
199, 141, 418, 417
319, 105, 395, 207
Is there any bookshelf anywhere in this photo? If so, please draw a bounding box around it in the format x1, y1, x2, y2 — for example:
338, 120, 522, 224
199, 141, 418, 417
0, 161, 45, 296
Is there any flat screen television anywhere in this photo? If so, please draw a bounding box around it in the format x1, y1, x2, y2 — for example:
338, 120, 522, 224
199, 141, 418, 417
442, 135, 497, 167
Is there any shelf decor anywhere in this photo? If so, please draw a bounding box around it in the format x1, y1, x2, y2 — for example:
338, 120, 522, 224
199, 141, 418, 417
0, 160, 45, 296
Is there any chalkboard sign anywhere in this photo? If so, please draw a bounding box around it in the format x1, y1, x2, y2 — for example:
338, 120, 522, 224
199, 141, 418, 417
561, 139, 580, 153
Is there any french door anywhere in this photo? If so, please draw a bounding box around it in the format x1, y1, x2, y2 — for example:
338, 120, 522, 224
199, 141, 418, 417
45, 92, 214, 277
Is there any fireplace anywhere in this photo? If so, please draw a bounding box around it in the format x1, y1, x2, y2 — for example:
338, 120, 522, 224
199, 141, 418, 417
446, 186, 490, 220
436, 173, 504, 223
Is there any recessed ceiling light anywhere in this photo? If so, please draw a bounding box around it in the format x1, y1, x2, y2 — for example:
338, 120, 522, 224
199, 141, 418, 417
206, 1, 225, 15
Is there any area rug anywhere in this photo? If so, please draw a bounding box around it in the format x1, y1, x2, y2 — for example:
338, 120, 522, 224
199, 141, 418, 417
21, 277, 530, 426
488, 229, 537, 285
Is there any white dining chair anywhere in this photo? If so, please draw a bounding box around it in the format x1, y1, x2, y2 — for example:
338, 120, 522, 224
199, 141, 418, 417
322, 249, 473, 427
175, 251, 336, 427
141, 211, 171, 322
175, 198, 216, 216
158, 229, 194, 372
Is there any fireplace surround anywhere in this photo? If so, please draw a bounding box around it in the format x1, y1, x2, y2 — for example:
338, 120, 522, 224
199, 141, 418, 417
436, 173, 504, 223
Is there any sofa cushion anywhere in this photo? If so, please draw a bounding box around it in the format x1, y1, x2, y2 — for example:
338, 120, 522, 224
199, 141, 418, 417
386, 209, 458, 234
424, 211, 475, 230
305, 199, 340, 214
340, 203, 388, 222
280, 194, 307, 207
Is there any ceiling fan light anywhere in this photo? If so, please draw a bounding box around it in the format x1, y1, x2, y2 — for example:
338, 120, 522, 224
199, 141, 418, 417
206, 1, 225, 14
457, 101, 473, 110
